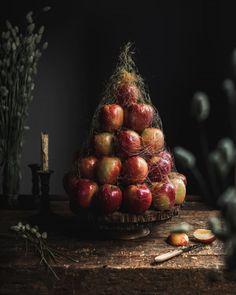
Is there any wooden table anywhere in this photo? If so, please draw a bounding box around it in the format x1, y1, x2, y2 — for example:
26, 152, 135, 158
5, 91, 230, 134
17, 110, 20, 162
0, 201, 236, 295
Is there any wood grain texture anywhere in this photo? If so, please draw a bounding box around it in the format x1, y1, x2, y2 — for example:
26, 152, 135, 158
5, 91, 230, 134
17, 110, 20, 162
0, 201, 235, 295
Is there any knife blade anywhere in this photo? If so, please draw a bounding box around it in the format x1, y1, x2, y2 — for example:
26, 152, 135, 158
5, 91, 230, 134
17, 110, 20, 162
154, 244, 203, 263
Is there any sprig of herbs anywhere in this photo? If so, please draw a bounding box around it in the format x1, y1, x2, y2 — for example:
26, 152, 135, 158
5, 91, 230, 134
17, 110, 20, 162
10, 222, 78, 280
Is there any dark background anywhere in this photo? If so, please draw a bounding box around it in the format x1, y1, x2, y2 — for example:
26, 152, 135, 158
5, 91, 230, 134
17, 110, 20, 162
0, 0, 235, 195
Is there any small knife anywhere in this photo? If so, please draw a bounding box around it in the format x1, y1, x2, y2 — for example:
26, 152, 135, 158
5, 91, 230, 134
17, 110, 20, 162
154, 244, 203, 263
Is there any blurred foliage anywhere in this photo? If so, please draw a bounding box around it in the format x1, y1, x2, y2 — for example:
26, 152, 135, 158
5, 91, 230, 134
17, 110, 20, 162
174, 55, 236, 204
174, 49, 236, 275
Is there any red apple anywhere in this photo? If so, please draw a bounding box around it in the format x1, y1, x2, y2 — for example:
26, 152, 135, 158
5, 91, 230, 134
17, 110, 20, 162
141, 128, 164, 155
117, 130, 141, 158
63, 172, 80, 196
94, 132, 114, 156
125, 103, 154, 132
158, 150, 173, 165
116, 83, 140, 106
79, 156, 97, 179
148, 156, 172, 182
150, 181, 175, 210
73, 178, 98, 209
122, 156, 148, 184
97, 184, 122, 214
100, 104, 124, 132
123, 184, 152, 214
96, 156, 122, 184
171, 177, 186, 205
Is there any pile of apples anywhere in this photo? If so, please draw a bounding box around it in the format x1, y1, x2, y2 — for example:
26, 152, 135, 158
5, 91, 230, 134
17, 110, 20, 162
64, 75, 186, 215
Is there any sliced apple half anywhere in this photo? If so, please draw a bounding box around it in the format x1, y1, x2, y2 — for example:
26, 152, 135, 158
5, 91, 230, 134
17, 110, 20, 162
193, 229, 216, 244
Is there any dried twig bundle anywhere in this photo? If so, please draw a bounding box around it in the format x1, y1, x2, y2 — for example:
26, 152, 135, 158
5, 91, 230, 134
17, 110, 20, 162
0, 7, 50, 197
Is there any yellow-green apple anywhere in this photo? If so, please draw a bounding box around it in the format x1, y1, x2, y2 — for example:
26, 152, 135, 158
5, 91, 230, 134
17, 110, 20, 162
141, 128, 164, 155
100, 104, 124, 132
97, 184, 122, 214
148, 154, 172, 182
168, 172, 187, 205
116, 83, 140, 106
125, 103, 154, 132
123, 184, 152, 214
150, 181, 175, 210
168, 172, 187, 185
96, 156, 122, 184
73, 178, 98, 209
171, 177, 186, 205
167, 233, 189, 246
117, 130, 141, 158
122, 156, 148, 184
63, 172, 80, 196
79, 156, 97, 179
94, 132, 114, 156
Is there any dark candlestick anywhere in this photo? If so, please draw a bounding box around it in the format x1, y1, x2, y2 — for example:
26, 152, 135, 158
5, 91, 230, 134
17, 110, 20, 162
28, 164, 40, 197
37, 170, 54, 214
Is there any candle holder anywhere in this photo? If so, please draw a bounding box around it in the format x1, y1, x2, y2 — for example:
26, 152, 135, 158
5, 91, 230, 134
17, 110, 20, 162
28, 164, 40, 197
37, 170, 54, 215
28, 169, 64, 233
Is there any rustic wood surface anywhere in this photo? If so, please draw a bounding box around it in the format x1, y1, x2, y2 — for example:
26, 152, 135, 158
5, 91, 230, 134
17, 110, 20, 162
0, 201, 236, 295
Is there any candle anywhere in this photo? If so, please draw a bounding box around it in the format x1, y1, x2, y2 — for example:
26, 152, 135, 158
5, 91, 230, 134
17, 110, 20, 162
41, 132, 49, 171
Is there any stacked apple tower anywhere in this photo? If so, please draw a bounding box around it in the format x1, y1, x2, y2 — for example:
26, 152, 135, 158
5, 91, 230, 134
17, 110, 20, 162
64, 44, 186, 215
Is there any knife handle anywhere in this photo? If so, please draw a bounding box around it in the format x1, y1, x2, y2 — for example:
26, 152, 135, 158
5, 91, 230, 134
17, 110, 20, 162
154, 249, 183, 263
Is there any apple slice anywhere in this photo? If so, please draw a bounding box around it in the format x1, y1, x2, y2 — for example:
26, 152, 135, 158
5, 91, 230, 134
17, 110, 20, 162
167, 233, 189, 247
193, 229, 216, 244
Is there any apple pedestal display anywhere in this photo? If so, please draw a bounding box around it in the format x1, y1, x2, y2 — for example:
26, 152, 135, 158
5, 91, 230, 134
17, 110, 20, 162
64, 44, 185, 240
